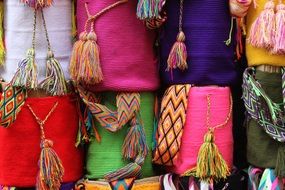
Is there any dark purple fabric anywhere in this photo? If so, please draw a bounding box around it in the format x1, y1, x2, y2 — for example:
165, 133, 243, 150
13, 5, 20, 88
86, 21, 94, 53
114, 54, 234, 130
160, 0, 238, 86
60, 183, 75, 190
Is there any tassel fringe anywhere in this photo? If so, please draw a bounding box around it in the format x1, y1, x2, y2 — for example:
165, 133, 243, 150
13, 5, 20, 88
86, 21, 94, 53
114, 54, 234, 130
136, 0, 163, 20
272, 3, 285, 54
122, 114, 148, 160
248, 0, 275, 49
78, 31, 103, 84
21, 0, 53, 8
104, 156, 144, 182
39, 51, 67, 96
11, 48, 38, 89
36, 139, 64, 190
166, 31, 188, 74
195, 130, 230, 182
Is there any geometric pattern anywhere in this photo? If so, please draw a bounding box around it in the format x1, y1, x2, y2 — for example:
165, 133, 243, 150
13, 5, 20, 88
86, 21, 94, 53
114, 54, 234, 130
109, 177, 135, 190
0, 85, 27, 128
77, 85, 141, 133
242, 67, 285, 142
153, 84, 191, 165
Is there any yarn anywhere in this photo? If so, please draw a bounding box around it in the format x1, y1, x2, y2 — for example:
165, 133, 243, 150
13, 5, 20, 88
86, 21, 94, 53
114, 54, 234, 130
229, 0, 252, 18
171, 86, 233, 178
160, 0, 237, 86
0, 95, 83, 187
76, 0, 158, 91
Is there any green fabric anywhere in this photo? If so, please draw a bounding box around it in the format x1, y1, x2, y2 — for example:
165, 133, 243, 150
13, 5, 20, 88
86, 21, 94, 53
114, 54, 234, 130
247, 70, 284, 168
86, 92, 154, 179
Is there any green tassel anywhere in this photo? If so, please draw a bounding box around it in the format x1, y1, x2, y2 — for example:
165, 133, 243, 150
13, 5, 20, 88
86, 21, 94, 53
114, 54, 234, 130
275, 145, 285, 177
39, 51, 67, 96
11, 48, 38, 89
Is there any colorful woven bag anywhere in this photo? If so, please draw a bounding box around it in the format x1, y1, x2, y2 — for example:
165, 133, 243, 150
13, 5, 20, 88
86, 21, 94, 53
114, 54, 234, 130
160, 0, 237, 86
78, 91, 155, 181
0, 85, 27, 128
74, 0, 159, 91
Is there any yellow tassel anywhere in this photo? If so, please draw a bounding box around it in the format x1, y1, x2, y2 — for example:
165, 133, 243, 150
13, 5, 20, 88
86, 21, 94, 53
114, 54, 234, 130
78, 31, 103, 84
0, 1, 5, 66
195, 130, 230, 182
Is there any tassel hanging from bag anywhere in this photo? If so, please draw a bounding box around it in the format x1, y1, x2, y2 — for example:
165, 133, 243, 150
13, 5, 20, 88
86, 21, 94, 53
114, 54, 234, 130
122, 112, 148, 160
21, 0, 53, 9
11, 48, 38, 89
248, 0, 275, 49
27, 102, 64, 190
39, 10, 67, 96
272, 1, 285, 54
0, 1, 5, 66
166, 0, 187, 79
136, 0, 164, 20
70, 32, 87, 83
11, 10, 38, 89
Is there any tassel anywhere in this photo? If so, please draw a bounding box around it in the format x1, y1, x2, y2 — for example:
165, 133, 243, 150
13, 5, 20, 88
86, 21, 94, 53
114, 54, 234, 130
70, 32, 87, 83
11, 48, 38, 89
247, 0, 275, 49
21, 0, 53, 8
195, 130, 230, 182
78, 30, 103, 84
104, 155, 144, 181
136, 0, 163, 20
36, 139, 64, 190
40, 51, 67, 96
0, 1, 5, 66
122, 114, 148, 160
275, 146, 285, 177
272, 3, 285, 54
166, 31, 188, 73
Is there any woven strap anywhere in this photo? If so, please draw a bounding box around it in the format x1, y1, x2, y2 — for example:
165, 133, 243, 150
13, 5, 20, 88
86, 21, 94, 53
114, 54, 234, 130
0, 85, 27, 128
153, 84, 190, 165
242, 67, 285, 142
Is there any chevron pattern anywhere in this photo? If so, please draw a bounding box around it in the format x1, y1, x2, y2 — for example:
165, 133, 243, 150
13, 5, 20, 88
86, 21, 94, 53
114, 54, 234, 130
109, 177, 135, 190
153, 84, 191, 165
0, 85, 26, 128
242, 68, 285, 142
117, 93, 140, 128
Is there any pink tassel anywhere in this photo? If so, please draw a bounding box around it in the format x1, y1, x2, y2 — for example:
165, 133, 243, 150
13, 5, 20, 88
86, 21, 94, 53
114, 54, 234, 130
272, 3, 285, 54
248, 0, 275, 49
166, 31, 188, 75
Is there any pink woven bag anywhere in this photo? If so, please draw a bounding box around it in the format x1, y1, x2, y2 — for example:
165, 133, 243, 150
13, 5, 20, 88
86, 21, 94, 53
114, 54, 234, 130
75, 0, 159, 92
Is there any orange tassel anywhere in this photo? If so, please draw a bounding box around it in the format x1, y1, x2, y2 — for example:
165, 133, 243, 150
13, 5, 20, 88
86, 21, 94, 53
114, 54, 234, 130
166, 31, 188, 73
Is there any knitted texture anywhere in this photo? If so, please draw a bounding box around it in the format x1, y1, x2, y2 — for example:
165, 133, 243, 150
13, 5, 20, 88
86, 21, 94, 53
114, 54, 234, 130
171, 86, 233, 174
0, 95, 84, 187
247, 70, 284, 169
246, 0, 285, 66
160, 0, 237, 86
0, 0, 72, 81
86, 92, 154, 179
76, 0, 159, 92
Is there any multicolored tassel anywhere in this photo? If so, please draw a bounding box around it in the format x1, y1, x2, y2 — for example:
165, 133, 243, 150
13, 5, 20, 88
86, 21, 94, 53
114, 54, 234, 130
248, 166, 263, 190
39, 51, 67, 96
104, 155, 144, 182
167, 31, 188, 72
122, 113, 148, 160
11, 48, 38, 89
21, 0, 53, 9
136, 0, 165, 20
272, 1, 285, 54
0, 1, 5, 66
258, 169, 281, 190
195, 130, 230, 182
36, 139, 64, 190
248, 0, 275, 49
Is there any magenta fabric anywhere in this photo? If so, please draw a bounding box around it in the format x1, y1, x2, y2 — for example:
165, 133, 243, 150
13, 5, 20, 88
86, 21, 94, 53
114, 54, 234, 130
76, 0, 159, 92
171, 86, 234, 174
